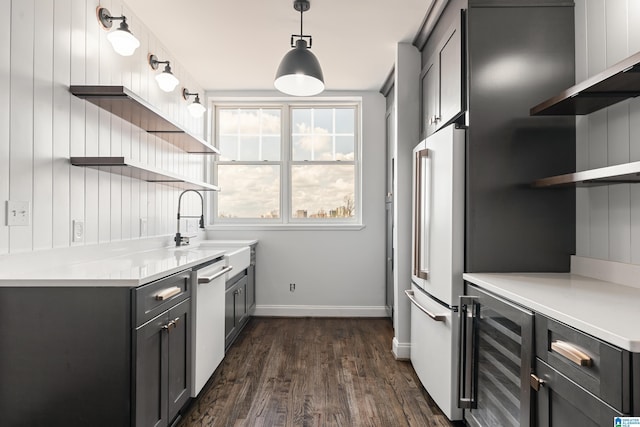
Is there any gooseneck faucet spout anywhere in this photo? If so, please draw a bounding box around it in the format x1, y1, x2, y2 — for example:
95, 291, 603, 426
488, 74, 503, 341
175, 189, 205, 246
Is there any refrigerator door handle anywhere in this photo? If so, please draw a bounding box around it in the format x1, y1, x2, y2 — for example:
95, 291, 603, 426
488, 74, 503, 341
413, 148, 430, 280
405, 290, 446, 321
457, 296, 479, 409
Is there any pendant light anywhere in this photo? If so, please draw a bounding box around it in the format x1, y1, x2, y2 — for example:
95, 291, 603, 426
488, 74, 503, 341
182, 88, 207, 118
274, 0, 325, 96
148, 54, 180, 92
96, 7, 140, 57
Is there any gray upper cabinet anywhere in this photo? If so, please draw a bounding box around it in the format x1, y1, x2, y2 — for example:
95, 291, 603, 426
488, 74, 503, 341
421, 60, 439, 137
420, 12, 464, 139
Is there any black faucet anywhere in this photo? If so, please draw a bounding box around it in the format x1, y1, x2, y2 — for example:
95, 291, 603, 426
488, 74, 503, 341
174, 189, 205, 246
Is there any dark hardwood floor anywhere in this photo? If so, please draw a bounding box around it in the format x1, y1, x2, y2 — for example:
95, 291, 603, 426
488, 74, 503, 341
178, 317, 458, 427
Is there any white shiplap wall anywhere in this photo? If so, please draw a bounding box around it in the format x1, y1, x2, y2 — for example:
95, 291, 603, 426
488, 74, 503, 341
575, 0, 640, 264
1, 0, 209, 255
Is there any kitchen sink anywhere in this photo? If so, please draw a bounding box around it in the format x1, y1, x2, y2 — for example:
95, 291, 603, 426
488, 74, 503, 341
194, 241, 251, 276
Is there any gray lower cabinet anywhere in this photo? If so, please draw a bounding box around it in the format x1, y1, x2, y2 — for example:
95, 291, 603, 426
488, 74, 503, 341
225, 272, 248, 350
224, 244, 257, 350
534, 314, 630, 426
462, 281, 640, 426
535, 360, 624, 426
135, 298, 191, 427
0, 270, 192, 427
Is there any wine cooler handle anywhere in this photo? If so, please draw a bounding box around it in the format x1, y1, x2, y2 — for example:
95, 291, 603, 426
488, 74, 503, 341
457, 296, 479, 409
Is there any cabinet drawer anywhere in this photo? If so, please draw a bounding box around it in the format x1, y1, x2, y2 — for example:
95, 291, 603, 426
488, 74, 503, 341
535, 359, 624, 427
135, 270, 191, 326
535, 314, 630, 412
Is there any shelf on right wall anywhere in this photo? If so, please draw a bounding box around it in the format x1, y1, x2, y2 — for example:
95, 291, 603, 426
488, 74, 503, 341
530, 50, 640, 116
530, 51, 640, 188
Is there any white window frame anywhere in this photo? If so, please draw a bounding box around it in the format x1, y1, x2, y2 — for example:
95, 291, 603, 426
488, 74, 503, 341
208, 97, 363, 230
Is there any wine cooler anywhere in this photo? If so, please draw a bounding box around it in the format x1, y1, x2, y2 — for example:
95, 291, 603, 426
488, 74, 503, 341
458, 283, 534, 427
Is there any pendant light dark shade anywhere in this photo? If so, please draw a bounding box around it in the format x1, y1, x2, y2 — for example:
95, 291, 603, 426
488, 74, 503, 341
275, 39, 325, 96
274, 0, 325, 96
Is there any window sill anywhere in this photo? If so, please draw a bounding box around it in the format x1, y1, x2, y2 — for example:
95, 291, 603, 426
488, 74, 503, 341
205, 223, 366, 231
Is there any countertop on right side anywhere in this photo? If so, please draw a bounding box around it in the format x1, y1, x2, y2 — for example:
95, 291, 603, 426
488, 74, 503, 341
463, 271, 640, 352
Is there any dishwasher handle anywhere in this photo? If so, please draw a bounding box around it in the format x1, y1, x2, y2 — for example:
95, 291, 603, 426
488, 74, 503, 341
198, 266, 233, 284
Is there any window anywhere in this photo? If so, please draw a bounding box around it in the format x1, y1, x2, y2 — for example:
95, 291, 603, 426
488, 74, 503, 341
212, 102, 360, 226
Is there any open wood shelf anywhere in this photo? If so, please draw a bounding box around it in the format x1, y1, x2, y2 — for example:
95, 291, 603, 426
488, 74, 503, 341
70, 85, 219, 154
532, 161, 640, 188
70, 157, 219, 191
530, 51, 640, 116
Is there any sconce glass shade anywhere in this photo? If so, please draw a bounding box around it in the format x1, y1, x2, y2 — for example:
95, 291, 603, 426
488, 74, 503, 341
107, 22, 140, 56
274, 39, 324, 96
183, 88, 207, 118
187, 99, 207, 118
155, 65, 180, 92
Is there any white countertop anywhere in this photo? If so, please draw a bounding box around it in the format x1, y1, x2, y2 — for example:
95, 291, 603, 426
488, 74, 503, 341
0, 239, 257, 287
463, 272, 640, 352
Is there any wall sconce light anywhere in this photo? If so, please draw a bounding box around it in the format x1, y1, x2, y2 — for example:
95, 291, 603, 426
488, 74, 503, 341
274, 0, 324, 96
182, 88, 207, 118
96, 7, 140, 57
149, 54, 180, 92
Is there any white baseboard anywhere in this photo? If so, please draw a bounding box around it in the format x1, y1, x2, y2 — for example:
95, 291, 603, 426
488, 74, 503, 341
392, 337, 411, 360
254, 305, 388, 317
571, 256, 640, 290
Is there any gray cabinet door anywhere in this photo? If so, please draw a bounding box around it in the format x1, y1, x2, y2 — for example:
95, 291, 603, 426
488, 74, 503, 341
535, 359, 624, 427
135, 298, 191, 427
421, 60, 438, 138
420, 10, 464, 139
167, 299, 191, 421
135, 312, 169, 427
438, 16, 463, 128
235, 275, 249, 328
247, 264, 256, 313
225, 274, 249, 349
225, 281, 236, 344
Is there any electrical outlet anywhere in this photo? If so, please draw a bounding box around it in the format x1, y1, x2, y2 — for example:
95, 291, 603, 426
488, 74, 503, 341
72, 220, 84, 242
140, 218, 147, 237
6, 201, 30, 226
186, 218, 197, 234
290, 283, 296, 292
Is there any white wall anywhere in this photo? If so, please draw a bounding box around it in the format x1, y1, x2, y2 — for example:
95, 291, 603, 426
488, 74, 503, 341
206, 91, 387, 317
0, 0, 208, 255
575, 0, 640, 264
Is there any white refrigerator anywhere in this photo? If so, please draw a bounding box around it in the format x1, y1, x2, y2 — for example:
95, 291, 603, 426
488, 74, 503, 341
407, 124, 465, 421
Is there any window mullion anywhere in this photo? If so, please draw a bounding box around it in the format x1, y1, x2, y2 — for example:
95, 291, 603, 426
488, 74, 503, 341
282, 105, 291, 224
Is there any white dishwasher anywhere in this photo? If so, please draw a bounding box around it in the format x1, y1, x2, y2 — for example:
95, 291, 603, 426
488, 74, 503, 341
190, 257, 233, 397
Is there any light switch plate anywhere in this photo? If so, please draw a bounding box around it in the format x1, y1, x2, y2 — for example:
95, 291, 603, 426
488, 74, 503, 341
6, 201, 30, 226
72, 220, 84, 242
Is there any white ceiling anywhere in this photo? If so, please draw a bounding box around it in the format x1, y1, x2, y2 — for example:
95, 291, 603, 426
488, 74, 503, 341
125, 0, 433, 92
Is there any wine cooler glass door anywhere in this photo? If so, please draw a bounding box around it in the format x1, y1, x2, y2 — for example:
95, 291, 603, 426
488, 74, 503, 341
459, 284, 534, 427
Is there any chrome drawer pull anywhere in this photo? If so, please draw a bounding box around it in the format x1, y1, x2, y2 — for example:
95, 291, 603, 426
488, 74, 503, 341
405, 290, 446, 322
198, 266, 233, 283
551, 340, 592, 367
155, 286, 181, 301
